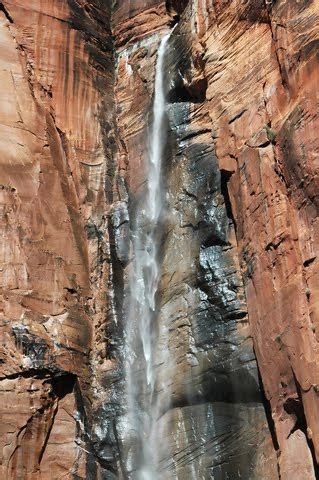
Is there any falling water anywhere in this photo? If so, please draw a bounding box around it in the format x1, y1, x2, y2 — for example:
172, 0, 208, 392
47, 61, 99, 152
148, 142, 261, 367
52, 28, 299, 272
124, 31, 172, 479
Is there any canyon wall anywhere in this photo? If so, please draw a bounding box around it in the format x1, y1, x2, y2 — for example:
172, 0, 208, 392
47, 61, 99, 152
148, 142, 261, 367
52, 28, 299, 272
0, 0, 114, 477
0, 0, 318, 478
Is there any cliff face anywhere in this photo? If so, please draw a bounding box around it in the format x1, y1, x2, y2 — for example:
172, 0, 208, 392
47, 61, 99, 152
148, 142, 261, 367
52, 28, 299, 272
0, 1, 114, 478
0, 0, 318, 479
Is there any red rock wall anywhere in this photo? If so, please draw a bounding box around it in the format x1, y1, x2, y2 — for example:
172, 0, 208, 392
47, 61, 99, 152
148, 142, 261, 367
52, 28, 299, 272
0, 0, 113, 477
0, 0, 319, 478
202, 0, 319, 477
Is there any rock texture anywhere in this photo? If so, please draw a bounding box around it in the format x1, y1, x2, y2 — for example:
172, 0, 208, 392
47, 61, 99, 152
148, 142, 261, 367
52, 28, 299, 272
0, 0, 114, 478
203, 1, 319, 478
0, 0, 318, 479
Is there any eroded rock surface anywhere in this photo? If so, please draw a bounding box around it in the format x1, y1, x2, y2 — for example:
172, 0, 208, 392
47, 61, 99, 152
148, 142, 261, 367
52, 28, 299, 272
0, 0, 114, 477
0, 0, 318, 479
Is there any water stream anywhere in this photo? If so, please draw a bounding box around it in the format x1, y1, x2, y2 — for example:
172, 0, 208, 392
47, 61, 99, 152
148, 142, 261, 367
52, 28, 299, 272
124, 30, 172, 479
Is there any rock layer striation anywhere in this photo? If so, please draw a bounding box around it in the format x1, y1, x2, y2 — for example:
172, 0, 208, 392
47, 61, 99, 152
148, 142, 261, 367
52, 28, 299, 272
0, 0, 318, 479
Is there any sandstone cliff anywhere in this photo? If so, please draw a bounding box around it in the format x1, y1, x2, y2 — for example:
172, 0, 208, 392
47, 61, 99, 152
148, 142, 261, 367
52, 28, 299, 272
0, 0, 318, 479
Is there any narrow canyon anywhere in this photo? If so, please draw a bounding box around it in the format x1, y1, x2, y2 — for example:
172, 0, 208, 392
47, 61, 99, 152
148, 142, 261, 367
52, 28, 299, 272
0, 0, 319, 479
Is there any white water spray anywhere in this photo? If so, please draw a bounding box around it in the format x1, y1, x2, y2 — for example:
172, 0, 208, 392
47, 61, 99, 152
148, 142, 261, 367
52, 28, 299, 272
124, 31, 172, 479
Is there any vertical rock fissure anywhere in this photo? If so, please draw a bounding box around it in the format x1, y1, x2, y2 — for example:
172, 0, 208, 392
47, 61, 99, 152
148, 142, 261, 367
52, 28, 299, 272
37, 401, 59, 465
220, 169, 237, 236
257, 367, 280, 452
0, 2, 13, 23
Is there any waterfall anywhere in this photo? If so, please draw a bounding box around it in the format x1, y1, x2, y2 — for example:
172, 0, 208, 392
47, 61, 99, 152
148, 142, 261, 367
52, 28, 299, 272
124, 31, 172, 479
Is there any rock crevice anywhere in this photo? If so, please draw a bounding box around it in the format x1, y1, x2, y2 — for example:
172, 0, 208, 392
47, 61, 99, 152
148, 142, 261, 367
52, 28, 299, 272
0, 1, 318, 479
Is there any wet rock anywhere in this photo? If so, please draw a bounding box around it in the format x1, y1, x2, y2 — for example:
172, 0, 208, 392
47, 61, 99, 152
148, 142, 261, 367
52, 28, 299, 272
111, 201, 130, 266
0, 0, 318, 478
